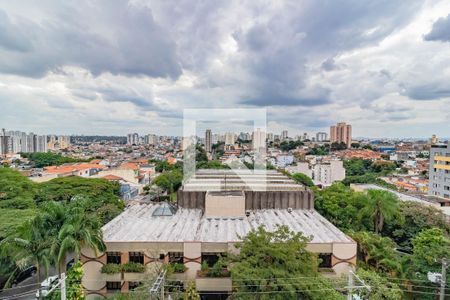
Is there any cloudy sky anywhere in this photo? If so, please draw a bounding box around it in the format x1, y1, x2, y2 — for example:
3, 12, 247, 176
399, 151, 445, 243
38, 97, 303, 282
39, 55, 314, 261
1, 0, 450, 138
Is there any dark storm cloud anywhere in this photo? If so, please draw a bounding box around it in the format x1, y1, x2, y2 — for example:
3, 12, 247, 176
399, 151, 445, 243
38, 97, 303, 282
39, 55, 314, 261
234, 0, 423, 107
0, 1, 181, 78
424, 13, 450, 42
0, 10, 32, 52
403, 83, 450, 100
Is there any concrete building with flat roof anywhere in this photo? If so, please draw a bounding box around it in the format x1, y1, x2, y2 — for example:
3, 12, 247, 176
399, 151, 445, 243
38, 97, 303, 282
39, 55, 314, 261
81, 169, 356, 298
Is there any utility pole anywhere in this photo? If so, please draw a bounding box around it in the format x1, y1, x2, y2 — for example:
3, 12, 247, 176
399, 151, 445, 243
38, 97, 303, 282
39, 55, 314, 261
347, 271, 353, 300
440, 259, 449, 300
60, 273, 66, 300
149, 269, 167, 300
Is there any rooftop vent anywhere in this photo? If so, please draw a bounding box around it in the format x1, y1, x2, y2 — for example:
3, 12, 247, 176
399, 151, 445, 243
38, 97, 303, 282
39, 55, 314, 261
287, 207, 293, 213
245, 210, 251, 217
152, 202, 177, 217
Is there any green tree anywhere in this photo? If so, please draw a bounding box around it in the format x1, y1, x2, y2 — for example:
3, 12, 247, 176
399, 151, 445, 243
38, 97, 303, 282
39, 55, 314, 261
382, 201, 450, 251
230, 225, 344, 300
291, 173, 314, 187
358, 190, 402, 234
349, 231, 401, 276
0, 168, 36, 209
403, 228, 450, 299
314, 183, 369, 231
184, 281, 200, 300
57, 206, 105, 264
355, 269, 403, 300
19, 152, 89, 168
0, 215, 51, 286
153, 169, 183, 194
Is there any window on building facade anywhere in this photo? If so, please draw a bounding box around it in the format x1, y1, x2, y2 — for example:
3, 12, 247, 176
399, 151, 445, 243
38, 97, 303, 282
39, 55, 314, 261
129, 252, 144, 264
129, 281, 141, 290
106, 252, 121, 264
106, 281, 121, 291
318, 253, 332, 268
201, 252, 226, 267
168, 252, 184, 263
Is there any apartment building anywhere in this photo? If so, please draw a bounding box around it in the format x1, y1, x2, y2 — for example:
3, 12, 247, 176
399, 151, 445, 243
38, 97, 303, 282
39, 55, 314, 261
205, 129, 212, 153
316, 132, 328, 142
429, 142, 450, 200
81, 170, 356, 299
286, 160, 345, 186
330, 122, 352, 148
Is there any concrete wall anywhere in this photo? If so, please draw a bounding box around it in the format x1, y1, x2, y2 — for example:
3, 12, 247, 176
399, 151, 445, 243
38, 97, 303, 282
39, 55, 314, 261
177, 189, 314, 210
205, 192, 245, 217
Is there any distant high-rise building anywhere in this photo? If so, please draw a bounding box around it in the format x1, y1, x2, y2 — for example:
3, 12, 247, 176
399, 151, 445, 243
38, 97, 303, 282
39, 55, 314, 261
316, 132, 328, 142
0, 128, 12, 156
58, 136, 71, 149
281, 130, 288, 141
302, 132, 308, 141
36, 135, 48, 152
330, 122, 352, 148
145, 134, 158, 145
267, 133, 274, 142
430, 134, 438, 145
205, 129, 212, 153
238, 132, 251, 141
252, 128, 266, 150
225, 132, 235, 145
428, 142, 450, 199
127, 133, 139, 145
25, 133, 36, 153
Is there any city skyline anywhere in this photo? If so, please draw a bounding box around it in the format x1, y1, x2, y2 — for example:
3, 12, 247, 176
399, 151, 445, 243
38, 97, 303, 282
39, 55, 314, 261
1, 1, 450, 137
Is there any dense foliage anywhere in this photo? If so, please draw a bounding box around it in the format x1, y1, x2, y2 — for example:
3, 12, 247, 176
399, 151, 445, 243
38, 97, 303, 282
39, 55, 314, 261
291, 172, 314, 187
0, 168, 124, 289
315, 183, 450, 299
230, 225, 344, 300
279, 140, 304, 152
342, 158, 398, 187
19, 152, 89, 168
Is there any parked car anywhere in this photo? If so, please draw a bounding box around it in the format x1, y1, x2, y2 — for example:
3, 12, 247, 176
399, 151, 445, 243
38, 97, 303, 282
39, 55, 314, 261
12, 266, 37, 286
35, 275, 59, 298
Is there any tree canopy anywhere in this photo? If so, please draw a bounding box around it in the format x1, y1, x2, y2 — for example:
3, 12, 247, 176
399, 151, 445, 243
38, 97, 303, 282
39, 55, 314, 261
291, 173, 314, 187
230, 225, 344, 300
19, 152, 89, 168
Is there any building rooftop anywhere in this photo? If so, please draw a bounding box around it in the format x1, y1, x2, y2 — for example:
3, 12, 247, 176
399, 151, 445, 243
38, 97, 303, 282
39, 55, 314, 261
102, 203, 352, 244
181, 169, 305, 191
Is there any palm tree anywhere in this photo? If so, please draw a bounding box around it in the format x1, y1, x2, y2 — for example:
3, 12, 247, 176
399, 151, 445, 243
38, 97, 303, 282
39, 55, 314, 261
40, 201, 68, 274
57, 206, 105, 265
359, 189, 401, 234
0, 215, 52, 286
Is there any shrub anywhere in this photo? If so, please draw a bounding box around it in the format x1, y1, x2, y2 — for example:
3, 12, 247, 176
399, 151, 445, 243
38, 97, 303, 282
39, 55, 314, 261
101, 263, 122, 274
170, 262, 187, 273
122, 262, 145, 273
100, 262, 145, 274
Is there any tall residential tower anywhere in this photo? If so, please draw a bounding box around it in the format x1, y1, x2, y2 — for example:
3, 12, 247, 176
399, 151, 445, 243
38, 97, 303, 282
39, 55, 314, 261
330, 122, 352, 148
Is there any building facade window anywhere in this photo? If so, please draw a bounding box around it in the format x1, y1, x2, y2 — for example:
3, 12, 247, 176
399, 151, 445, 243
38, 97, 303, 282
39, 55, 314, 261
168, 252, 184, 263
129, 252, 144, 264
201, 252, 225, 267
318, 253, 332, 268
106, 281, 121, 291
129, 281, 141, 290
106, 252, 121, 264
